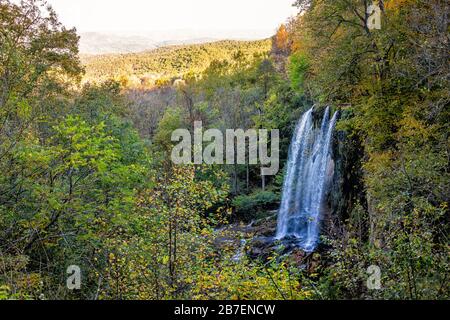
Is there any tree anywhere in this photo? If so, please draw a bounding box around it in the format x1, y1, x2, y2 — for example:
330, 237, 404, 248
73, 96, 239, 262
0, 0, 81, 141
273, 24, 290, 55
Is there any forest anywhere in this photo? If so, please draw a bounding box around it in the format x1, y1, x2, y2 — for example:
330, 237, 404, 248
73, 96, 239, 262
81, 39, 272, 87
0, 0, 448, 300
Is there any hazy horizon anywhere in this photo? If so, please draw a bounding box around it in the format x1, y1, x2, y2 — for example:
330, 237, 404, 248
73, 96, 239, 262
49, 0, 299, 41
77, 30, 275, 55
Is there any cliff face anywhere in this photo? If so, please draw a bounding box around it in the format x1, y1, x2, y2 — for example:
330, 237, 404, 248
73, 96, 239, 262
323, 108, 367, 244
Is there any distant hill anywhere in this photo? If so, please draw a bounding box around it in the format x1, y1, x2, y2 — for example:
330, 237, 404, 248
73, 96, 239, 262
81, 39, 272, 87
79, 33, 158, 55
79, 32, 221, 55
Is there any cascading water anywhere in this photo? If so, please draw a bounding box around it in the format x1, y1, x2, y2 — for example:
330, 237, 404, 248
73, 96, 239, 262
276, 106, 338, 252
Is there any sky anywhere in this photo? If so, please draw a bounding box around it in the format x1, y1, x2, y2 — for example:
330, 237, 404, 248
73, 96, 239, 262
48, 0, 299, 38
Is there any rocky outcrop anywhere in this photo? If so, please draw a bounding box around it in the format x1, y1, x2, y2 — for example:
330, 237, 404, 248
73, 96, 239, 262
323, 108, 367, 241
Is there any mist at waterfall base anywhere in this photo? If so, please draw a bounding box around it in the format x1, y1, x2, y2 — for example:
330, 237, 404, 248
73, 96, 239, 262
276, 107, 338, 252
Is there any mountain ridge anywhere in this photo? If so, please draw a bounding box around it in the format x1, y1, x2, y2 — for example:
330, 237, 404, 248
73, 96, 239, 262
80, 39, 272, 87
79, 31, 271, 55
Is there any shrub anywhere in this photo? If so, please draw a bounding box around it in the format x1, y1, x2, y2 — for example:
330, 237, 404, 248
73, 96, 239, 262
232, 190, 279, 220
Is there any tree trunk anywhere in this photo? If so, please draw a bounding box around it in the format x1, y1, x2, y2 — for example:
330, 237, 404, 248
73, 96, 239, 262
246, 163, 250, 192
261, 171, 266, 191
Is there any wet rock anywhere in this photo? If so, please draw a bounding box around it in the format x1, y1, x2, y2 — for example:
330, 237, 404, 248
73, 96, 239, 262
326, 108, 367, 239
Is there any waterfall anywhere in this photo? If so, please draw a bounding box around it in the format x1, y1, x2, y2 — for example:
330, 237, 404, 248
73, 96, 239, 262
276, 106, 338, 252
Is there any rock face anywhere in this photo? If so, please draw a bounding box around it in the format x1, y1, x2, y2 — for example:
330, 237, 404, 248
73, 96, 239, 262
323, 108, 367, 241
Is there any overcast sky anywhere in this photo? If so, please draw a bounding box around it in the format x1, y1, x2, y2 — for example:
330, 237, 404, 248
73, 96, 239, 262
48, 0, 299, 38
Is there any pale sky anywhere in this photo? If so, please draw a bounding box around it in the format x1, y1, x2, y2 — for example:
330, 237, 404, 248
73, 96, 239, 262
48, 0, 299, 38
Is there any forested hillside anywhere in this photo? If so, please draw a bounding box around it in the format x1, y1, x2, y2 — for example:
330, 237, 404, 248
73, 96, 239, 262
81, 40, 272, 87
0, 0, 448, 301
